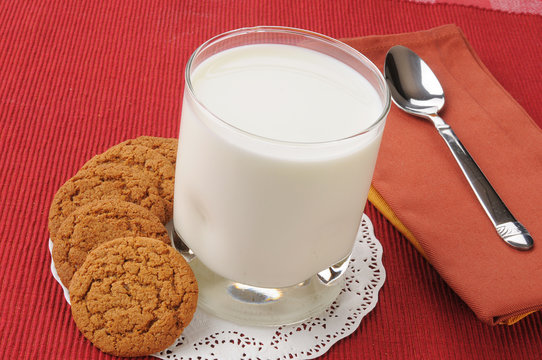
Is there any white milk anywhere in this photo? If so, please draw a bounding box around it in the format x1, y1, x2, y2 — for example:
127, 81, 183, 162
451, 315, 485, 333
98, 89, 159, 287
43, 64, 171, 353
174, 44, 385, 288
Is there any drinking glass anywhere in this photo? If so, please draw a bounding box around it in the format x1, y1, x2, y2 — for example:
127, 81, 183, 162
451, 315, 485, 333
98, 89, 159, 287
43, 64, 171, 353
173, 26, 390, 325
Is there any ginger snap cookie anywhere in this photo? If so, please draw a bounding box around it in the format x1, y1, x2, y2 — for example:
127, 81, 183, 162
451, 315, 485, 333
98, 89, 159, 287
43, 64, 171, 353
120, 136, 178, 167
48, 163, 168, 241
53, 199, 171, 288
81, 143, 174, 205
69, 237, 198, 357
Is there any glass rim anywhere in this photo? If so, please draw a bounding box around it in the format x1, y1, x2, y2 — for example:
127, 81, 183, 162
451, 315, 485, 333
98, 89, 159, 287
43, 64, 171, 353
184, 26, 391, 145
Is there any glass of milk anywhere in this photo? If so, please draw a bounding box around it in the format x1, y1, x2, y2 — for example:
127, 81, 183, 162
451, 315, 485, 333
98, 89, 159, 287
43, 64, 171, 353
174, 27, 390, 325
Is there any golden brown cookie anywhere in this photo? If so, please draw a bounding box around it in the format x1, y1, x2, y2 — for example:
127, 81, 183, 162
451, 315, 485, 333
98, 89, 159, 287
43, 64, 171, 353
120, 136, 178, 167
53, 199, 171, 288
69, 237, 198, 357
81, 143, 174, 205
48, 163, 168, 241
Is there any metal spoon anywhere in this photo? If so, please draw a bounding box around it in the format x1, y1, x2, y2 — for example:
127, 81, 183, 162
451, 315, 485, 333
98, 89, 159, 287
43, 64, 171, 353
384, 45, 533, 251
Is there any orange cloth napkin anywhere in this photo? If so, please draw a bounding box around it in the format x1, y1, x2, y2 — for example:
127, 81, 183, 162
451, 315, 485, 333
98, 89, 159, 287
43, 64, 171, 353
342, 24, 542, 325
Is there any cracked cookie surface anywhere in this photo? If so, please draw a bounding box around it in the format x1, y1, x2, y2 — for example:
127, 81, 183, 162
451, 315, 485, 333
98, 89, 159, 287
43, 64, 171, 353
69, 237, 198, 358
120, 136, 178, 167
81, 143, 175, 206
53, 199, 171, 288
48, 163, 168, 241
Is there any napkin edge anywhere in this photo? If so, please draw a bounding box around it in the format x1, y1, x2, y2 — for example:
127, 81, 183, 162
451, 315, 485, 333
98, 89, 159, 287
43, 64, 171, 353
452, 26, 542, 133
367, 185, 537, 325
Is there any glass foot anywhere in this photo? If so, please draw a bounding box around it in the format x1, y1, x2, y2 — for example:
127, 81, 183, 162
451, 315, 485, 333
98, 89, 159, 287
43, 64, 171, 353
173, 230, 348, 326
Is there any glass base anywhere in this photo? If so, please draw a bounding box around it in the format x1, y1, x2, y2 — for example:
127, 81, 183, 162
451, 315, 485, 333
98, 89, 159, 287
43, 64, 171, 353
172, 230, 348, 326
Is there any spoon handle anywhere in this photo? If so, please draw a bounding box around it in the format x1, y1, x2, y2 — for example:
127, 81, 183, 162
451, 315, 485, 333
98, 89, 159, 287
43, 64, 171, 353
430, 115, 533, 250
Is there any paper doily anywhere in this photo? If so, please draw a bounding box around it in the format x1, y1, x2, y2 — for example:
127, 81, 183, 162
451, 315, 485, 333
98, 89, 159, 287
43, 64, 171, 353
50, 214, 385, 360
156, 214, 385, 360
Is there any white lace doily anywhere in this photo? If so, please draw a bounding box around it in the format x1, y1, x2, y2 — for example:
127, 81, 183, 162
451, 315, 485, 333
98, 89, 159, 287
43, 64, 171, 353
50, 214, 385, 360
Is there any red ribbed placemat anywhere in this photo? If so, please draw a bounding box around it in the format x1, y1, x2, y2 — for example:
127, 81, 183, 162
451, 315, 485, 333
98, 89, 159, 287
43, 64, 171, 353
0, 1, 540, 359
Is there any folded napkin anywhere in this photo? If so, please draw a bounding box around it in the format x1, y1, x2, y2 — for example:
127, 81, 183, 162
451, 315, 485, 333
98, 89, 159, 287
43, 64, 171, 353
342, 24, 542, 325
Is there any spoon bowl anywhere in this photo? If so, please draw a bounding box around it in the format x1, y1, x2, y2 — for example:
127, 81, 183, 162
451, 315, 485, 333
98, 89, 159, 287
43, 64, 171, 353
384, 45, 533, 251
384, 45, 445, 117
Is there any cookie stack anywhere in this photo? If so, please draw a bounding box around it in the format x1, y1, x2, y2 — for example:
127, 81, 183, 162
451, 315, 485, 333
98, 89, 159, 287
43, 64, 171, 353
48, 136, 198, 357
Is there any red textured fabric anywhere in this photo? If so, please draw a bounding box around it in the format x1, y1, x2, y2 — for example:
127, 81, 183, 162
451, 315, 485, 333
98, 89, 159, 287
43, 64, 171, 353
407, 0, 542, 15
0, 1, 540, 359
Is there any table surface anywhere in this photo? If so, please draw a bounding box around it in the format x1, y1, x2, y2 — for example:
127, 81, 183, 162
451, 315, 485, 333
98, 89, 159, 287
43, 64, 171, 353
1, 1, 540, 359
